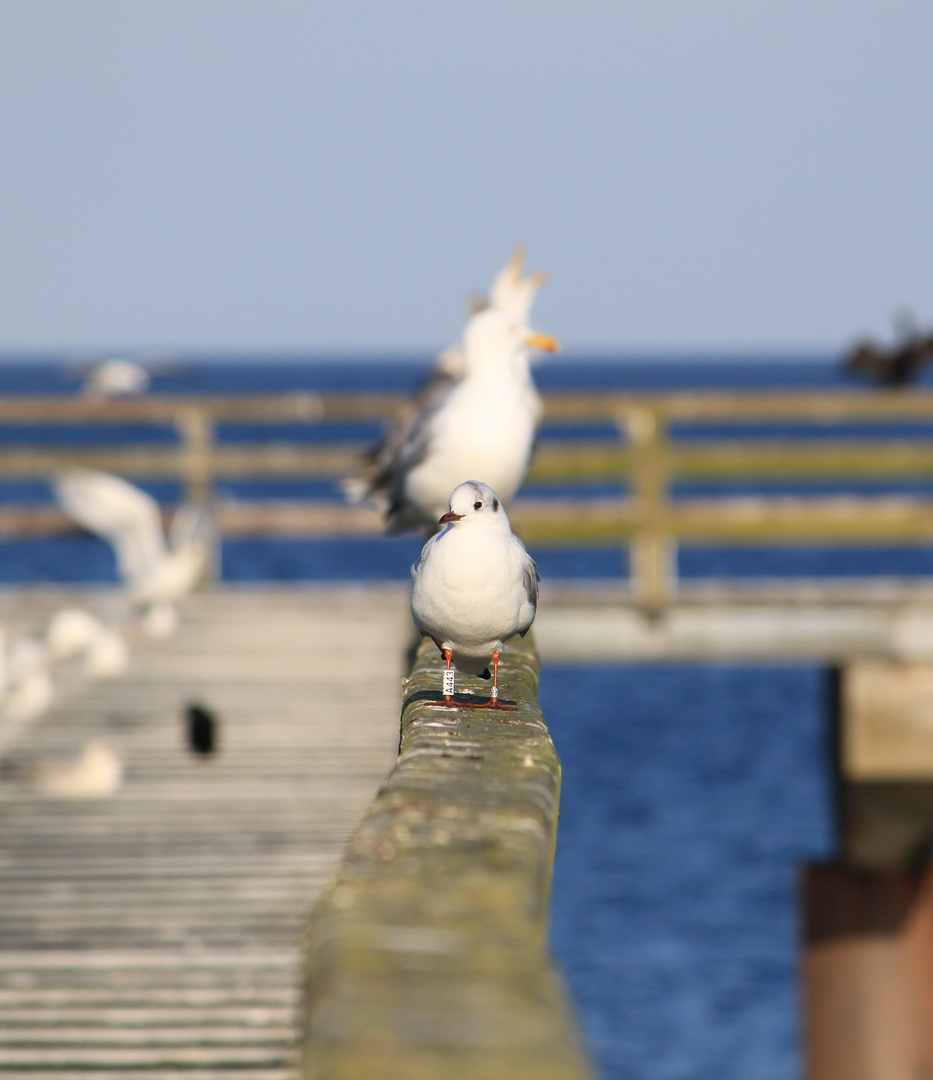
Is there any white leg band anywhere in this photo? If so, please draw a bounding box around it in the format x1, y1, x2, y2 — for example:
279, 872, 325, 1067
443, 669, 455, 696
490, 685, 499, 699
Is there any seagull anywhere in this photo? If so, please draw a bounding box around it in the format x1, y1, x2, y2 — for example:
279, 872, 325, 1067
30, 740, 123, 799
410, 480, 539, 710
54, 470, 210, 628
359, 307, 559, 532
82, 358, 151, 398
0, 637, 54, 759
433, 246, 550, 384
343, 248, 553, 518
46, 608, 129, 679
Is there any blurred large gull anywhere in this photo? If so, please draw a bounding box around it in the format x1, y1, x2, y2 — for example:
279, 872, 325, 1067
343, 248, 553, 521
54, 470, 210, 630
353, 305, 558, 532
410, 480, 539, 709
434, 246, 550, 386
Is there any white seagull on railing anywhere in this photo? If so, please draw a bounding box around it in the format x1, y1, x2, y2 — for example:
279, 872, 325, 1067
54, 470, 211, 633
410, 480, 539, 710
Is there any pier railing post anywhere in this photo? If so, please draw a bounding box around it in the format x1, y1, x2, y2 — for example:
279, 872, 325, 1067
177, 406, 216, 507
176, 405, 218, 582
803, 661, 933, 1079
625, 404, 675, 613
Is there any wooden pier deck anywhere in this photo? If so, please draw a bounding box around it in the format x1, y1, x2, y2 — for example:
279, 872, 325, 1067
0, 585, 410, 1079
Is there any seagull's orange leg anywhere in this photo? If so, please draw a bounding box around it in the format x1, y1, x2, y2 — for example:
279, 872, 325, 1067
425, 648, 459, 708
474, 650, 517, 711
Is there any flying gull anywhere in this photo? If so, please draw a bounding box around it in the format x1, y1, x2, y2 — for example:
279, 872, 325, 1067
54, 469, 211, 633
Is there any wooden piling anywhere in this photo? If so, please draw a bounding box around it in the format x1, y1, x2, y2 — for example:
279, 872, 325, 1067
835, 659, 933, 869
300, 634, 593, 1080
803, 866, 933, 1080
803, 660, 933, 1079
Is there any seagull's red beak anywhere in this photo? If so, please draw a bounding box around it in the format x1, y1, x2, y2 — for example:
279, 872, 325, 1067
438, 511, 463, 524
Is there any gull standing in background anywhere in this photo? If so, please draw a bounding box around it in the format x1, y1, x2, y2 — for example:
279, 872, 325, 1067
363, 307, 559, 532
343, 248, 556, 528
434, 246, 550, 388
410, 481, 539, 710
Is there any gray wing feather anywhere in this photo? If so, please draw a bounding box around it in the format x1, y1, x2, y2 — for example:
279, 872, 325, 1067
344, 366, 459, 514
522, 552, 540, 606
410, 530, 440, 581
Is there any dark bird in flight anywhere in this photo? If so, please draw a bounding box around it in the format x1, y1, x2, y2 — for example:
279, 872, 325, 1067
844, 312, 933, 387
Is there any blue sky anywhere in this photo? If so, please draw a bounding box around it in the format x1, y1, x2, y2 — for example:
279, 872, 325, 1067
1, 2, 931, 355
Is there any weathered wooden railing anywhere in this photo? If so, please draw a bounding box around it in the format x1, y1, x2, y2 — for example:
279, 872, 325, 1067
300, 634, 592, 1079
3, 390, 933, 608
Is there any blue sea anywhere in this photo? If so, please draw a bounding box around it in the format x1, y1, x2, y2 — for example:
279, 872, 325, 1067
2, 353, 929, 1079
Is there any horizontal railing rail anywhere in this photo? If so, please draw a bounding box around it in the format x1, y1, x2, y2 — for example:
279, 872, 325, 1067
2, 390, 933, 608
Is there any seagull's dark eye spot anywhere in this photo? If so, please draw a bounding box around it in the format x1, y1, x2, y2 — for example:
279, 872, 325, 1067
492, 499, 499, 512
473, 501, 483, 511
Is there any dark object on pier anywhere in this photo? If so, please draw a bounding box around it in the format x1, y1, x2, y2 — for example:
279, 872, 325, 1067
185, 702, 218, 756
844, 316, 933, 387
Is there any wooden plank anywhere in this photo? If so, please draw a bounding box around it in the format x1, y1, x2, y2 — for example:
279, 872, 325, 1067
7, 438, 933, 485
534, 599, 933, 662
545, 389, 933, 422
530, 440, 933, 483
4, 388, 933, 425
0, 394, 332, 423
514, 495, 933, 545
0, 585, 410, 1078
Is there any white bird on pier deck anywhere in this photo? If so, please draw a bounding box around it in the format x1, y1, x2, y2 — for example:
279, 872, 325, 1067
54, 470, 210, 630
30, 740, 124, 799
0, 636, 54, 759
46, 608, 129, 679
410, 480, 539, 710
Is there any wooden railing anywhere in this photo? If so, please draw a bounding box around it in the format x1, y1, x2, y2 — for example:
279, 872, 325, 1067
3, 390, 933, 607
301, 633, 593, 1079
